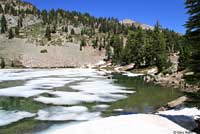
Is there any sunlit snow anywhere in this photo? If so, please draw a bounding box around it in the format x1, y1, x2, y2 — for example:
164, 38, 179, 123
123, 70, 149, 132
36, 106, 101, 121
0, 110, 35, 126
38, 114, 189, 134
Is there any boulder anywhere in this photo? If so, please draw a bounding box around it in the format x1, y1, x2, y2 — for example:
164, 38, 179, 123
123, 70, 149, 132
167, 96, 188, 108
118, 63, 135, 71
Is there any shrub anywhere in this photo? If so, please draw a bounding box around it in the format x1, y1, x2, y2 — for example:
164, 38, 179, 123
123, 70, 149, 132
40, 49, 48, 53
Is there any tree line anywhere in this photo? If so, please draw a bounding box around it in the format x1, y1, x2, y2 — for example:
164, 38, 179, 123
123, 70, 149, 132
106, 22, 183, 72
0, 0, 197, 78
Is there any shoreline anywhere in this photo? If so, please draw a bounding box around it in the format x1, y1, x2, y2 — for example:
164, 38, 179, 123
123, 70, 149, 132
0, 66, 200, 132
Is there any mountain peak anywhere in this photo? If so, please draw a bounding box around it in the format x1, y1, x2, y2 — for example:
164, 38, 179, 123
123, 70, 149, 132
120, 19, 154, 30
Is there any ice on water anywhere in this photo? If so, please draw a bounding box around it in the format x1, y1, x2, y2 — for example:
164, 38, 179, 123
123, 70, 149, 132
36, 106, 101, 121
0, 110, 35, 126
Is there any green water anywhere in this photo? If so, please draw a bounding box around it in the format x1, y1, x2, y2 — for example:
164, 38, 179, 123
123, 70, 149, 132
0, 74, 183, 134
104, 74, 182, 115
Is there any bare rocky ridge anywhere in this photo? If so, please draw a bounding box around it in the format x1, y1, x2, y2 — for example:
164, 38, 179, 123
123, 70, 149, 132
0, 0, 156, 68
0, 0, 106, 68
120, 19, 154, 30
0, 35, 105, 68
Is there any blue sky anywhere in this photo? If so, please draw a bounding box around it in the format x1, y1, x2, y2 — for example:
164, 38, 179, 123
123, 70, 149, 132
24, 0, 188, 34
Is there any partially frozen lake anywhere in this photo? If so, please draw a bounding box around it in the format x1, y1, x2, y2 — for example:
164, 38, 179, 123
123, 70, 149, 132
0, 69, 182, 134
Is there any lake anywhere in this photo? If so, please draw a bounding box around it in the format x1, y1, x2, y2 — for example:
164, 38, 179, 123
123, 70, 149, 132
0, 69, 182, 134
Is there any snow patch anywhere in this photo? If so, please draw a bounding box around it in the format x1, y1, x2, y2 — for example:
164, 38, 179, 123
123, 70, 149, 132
157, 107, 200, 130
36, 106, 101, 121
157, 107, 200, 119
0, 86, 50, 98
70, 78, 134, 94
0, 110, 35, 126
0, 69, 98, 82
95, 60, 106, 66
93, 105, 110, 110
34, 77, 134, 105
38, 114, 188, 134
122, 72, 144, 77
34, 91, 126, 105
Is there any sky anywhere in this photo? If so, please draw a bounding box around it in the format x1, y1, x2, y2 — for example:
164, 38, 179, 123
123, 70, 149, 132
24, 0, 188, 34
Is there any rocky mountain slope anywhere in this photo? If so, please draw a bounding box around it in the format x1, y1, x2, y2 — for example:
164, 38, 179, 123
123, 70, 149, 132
0, 0, 108, 68
120, 19, 154, 30
1, 0, 179, 69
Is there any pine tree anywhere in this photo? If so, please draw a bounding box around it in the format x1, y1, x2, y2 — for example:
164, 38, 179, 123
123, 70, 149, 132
1, 15, 7, 33
64, 26, 68, 33
15, 27, 19, 36
52, 24, 57, 33
45, 26, 51, 41
11, 61, 14, 67
0, 58, 5, 68
92, 37, 98, 49
99, 43, 103, 51
4, 3, 10, 14
8, 28, 14, 39
111, 35, 123, 64
185, 0, 200, 83
17, 17, 23, 28
41, 10, 48, 24
105, 44, 111, 61
81, 29, 85, 35
10, 6, 17, 16
0, 4, 3, 14
80, 39, 86, 51
71, 28, 75, 35
152, 22, 169, 71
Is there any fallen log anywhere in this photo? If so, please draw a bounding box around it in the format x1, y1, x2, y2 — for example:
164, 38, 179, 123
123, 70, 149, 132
167, 96, 188, 108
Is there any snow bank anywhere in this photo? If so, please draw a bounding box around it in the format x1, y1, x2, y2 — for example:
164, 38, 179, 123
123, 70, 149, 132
0, 76, 80, 97
0, 86, 50, 98
93, 105, 110, 110
158, 107, 200, 119
25, 77, 83, 89
0, 69, 133, 105
0, 69, 98, 82
70, 78, 134, 94
34, 91, 126, 105
34, 76, 134, 105
95, 60, 106, 66
157, 107, 200, 130
0, 110, 35, 126
36, 106, 100, 121
38, 114, 188, 134
122, 72, 144, 77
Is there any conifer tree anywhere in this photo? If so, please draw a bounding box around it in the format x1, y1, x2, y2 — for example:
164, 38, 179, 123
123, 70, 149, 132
1, 15, 7, 33
80, 39, 86, 51
0, 58, 5, 68
41, 9, 48, 24
17, 17, 23, 28
52, 24, 57, 33
185, 0, 200, 83
64, 26, 68, 33
8, 28, 14, 39
111, 35, 123, 64
0, 4, 3, 14
71, 28, 75, 35
45, 26, 51, 41
15, 27, 19, 36
152, 22, 169, 71
92, 37, 98, 49
4, 4, 10, 14
106, 44, 111, 61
